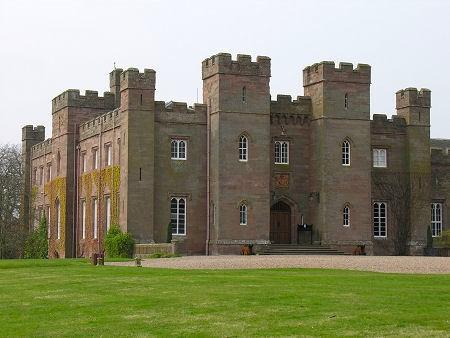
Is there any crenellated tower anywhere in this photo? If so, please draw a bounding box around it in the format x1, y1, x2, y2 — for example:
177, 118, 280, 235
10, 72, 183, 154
396, 88, 431, 253
202, 53, 271, 254
119, 68, 156, 243
303, 61, 373, 252
21, 125, 45, 230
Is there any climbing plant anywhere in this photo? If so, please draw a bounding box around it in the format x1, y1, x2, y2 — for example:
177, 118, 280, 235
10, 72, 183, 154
44, 176, 66, 253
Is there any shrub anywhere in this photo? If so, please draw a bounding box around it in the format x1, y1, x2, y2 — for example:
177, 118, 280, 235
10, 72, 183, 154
104, 225, 134, 258
437, 230, 450, 247
149, 252, 180, 259
24, 217, 48, 259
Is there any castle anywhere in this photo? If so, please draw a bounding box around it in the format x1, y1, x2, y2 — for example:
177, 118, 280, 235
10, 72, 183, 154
21, 53, 450, 257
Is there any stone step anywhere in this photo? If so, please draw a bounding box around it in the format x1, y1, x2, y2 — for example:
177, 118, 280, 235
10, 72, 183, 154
257, 245, 346, 255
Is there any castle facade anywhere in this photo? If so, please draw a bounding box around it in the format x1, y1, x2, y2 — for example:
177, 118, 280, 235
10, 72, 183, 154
21, 53, 450, 257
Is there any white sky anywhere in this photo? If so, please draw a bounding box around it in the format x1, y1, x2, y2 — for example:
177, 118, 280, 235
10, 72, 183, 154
1, 0, 449, 144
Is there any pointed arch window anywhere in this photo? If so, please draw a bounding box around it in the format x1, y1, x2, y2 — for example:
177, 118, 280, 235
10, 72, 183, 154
239, 135, 248, 161
56, 199, 61, 240
171, 139, 187, 160
275, 141, 289, 164
239, 203, 248, 225
343, 205, 350, 227
373, 202, 387, 237
342, 140, 350, 166
431, 202, 442, 237
171, 197, 186, 235
56, 151, 61, 175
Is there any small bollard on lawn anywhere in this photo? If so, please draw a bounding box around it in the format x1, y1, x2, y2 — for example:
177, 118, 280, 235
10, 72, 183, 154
97, 256, 104, 266
135, 257, 142, 267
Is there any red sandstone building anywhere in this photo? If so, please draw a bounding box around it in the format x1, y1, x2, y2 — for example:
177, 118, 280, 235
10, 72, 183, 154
21, 53, 449, 257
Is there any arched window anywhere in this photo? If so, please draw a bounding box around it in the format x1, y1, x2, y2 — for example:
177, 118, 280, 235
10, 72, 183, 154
344, 93, 349, 109
373, 202, 387, 237
343, 205, 350, 227
342, 140, 350, 166
93, 198, 98, 239
239, 135, 248, 161
171, 197, 186, 235
431, 202, 442, 237
171, 139, 187, 160
56, 199, 61, 240
81, 200, 86, 240
239, 203, 248, 225
56, 151, 61, 175
242, 87, 246, 103
274, 141, 289, 164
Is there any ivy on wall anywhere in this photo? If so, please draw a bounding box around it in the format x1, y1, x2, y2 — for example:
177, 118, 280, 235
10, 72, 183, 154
81, 166, 120, 238
44, 176, 67, 254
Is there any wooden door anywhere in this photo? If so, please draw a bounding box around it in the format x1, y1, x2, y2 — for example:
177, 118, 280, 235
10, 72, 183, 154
270, 210, 291, 244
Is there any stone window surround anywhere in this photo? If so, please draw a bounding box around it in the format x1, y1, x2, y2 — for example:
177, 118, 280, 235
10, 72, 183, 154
431, 201, 443, 237
373, 201, 387, 238
373, 147, 388, 168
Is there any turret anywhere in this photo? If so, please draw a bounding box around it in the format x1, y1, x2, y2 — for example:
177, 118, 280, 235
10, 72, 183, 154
21, 125, 45, 230
109, 68, 123, 108
303, 61, 371, 120
396, 88, 431, 126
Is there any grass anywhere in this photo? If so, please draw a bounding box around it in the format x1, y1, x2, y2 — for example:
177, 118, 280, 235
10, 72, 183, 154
0, 260, 449, 337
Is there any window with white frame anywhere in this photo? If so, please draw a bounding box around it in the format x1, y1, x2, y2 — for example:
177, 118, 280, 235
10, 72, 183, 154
171, 139, 187, 160
342, 140, 350, 166
81, 200, 86, 239
373, 148, 387, 168
343, 205, 350, 227
373, 202, 387, 237
240, 203, 248, 225
105, 196, 111, 231
81, 152, 87, 173
93, 148, 99, 170
93, 198, 98, 239
46, 205, 51, 239
274, 141, 289, 164
56, 200, 61, 240
105, 144, 112, 166
239, 135, 248, 162
170, 197, 186, 235
431, 202, 443, 237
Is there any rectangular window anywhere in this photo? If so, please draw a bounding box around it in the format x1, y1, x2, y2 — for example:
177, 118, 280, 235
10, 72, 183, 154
373, 202, 387, 237
47, 164, 52, 182
105, 196, 111, 231
373, 148, 387, 168
56, 202, 61, 240
81, 152, 87, 173
81, 200, 86, 239
171, 139, 187, 160
46, 205, 51, 239
105, 144, 112, 166
39, 166, 44, 185
93, 198, 98, 239
274, 141, 289, 164
170, 197, 186, 235
93, 148, 99, 170
431, 203, 443, 237
32, 168, 37, 185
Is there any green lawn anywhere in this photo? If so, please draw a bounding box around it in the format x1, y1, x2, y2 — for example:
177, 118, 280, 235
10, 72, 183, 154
0, 260, 449, 337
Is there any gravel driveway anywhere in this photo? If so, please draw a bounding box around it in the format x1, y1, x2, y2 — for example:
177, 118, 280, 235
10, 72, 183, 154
108, 255, 450, 274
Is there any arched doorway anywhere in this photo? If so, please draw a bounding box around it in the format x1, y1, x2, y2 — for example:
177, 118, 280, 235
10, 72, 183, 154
270, 201, 291, 244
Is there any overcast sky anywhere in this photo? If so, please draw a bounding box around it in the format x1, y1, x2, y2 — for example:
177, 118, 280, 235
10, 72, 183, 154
0, 0, 449, 144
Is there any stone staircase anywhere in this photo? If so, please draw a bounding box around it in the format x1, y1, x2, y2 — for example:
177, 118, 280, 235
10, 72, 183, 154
257, 244, 346, 255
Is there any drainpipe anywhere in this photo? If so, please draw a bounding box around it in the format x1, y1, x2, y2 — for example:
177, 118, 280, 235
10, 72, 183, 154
206, 101, 211, 255
73, 126, 79, 258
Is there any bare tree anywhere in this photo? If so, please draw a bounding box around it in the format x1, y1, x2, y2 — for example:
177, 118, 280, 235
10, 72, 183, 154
373, 171, 428, 255
0, 144, 25, 258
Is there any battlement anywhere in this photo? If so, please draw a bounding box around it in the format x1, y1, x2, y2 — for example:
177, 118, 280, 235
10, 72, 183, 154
431, 146, 450, 166
52, 89, 115, 114
31, 138, 52, 158
22, 125, 45, 141
120, 68, 155, 90
303, 61, 371, 86
79, 108, 121, 140
154, 101, 207, 124
396, 88, 431, 109
270, 94, 312, 115
202, 53, 271, 80
371, 114, 407, 133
